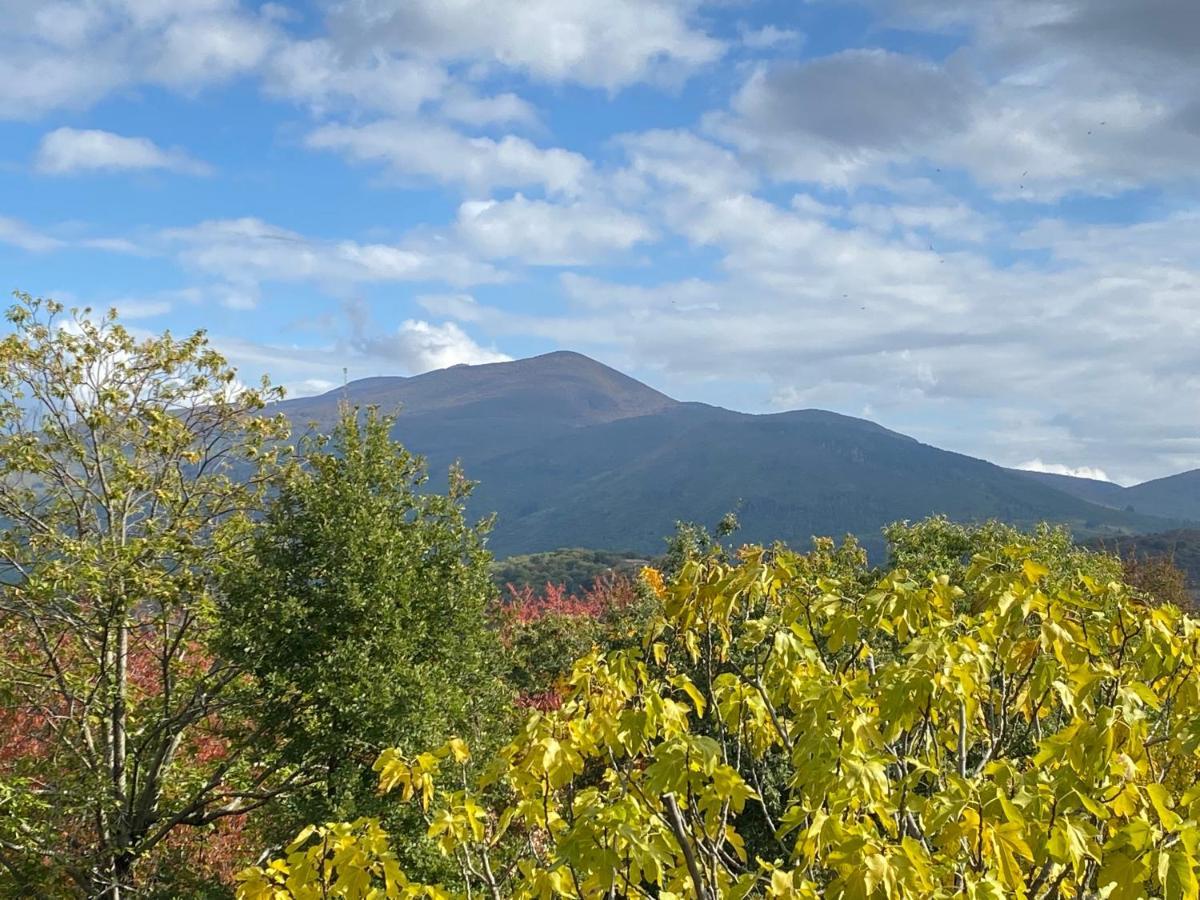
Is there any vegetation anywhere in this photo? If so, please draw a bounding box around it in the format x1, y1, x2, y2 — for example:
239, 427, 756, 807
495, 574, 656, 708
239, 520, 1200, 899
0, 296, 293, 897
217, 408, 513, 877
1088, 530, 1200, 606
3, 298, 1199, 898
492, 549, 647, 596
0, 298, 510, 897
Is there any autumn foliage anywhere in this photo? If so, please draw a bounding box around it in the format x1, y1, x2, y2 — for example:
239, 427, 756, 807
241, 528, 1200, 900
494, 573, 652, 710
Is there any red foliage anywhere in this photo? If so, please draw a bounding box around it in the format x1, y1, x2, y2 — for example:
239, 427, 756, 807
497, 574, 642, 709
0, 626, 255, 890
500, 573, 639, 627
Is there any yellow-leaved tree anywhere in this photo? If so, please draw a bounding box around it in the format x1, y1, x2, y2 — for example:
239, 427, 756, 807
238, 526, 1200, 899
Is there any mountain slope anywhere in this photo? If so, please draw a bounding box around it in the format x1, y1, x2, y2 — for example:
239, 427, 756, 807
1012, 470, 1130, 509
284, 351, 674, 430
1124, 471, 1200, 521
276, 353, 1190, 557
1013, 468, 1200, 522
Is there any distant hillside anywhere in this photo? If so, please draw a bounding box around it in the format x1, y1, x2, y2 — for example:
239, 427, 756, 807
1015, 468, 1200, 522
1085, 528, 1200, 599
275, 352, 1193, 558
1014, 470, 1131, 509
492, 548, 648, 595
1123, 471, 1200, 521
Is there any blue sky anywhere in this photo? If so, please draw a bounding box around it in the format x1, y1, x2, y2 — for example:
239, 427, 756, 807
1, 0, 1198, 484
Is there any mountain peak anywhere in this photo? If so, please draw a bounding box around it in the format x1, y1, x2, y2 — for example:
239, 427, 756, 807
282, 349, 677, 427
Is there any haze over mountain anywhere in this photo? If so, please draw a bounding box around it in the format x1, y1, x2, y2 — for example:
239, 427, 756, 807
277, 352, 1198, 558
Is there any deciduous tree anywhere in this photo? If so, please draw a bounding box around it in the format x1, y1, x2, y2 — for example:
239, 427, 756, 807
217, 407, 513, 876
0, 295, 296, 897
240, 522, 1200, 899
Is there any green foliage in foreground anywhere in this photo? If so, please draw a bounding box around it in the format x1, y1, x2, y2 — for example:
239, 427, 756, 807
0, 294, 516, 897
240, 520, 1200, 899
218, 408, 513, 877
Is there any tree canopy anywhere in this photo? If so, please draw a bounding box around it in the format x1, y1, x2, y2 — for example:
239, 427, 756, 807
0, 295, 291, 897
0, 297, 511, 898
239, 524, 1200, 900
218, 408, 512, 843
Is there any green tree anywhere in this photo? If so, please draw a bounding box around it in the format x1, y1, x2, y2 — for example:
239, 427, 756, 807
0, 296, 293, 897
241, 520, 1200, 899
217, 407, 512, 869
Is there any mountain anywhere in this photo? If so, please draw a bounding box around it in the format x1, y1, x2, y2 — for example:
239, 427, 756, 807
1012, 470, 1130, 509
1014, 468, 1200, 521
284, 351, 674, 428
275, 352, 1194, 558
1124, 471, 1200, 521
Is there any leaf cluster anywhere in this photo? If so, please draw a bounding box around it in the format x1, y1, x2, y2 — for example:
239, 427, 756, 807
242, 521, 1200, 899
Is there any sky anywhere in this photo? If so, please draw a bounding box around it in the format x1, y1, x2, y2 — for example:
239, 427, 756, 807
1, 0, 1198, 485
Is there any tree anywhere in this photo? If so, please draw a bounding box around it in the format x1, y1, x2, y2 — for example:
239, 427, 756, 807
216, 407, 512, 871
239, 520, 1200, 899
1119, 553, 1192, 610
497, 573, 655, 709
0, 296, 295, 896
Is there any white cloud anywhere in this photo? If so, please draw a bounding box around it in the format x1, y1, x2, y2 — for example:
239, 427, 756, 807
149, 9, 273, 86
306, 119, 591, 195
162, 217, 503, 289
263, 39, 537, 126
103, 299, 173, 319
617, 129, 757, 201
325, 0, 722, 90
710, 2, 1200, 197
1016, 459, 1113, 483
293, 378, 337, 397
456, 194, 653, 265
0, 215, 62, 252
263, 38, 448, 117
415, 293, 488, 322
373, 319, 511, 371
711, 50, 974, 185
35, 127, 211, 176
0, 0, 277, 119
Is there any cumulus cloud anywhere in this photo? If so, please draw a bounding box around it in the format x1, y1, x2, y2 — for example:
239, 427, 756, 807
325, 0, 722, 89
456, 195, 653, 265
711, 50, 973, 183
1017, 459, 1113, 482
739, 25, 802, 50
35, 128, 212, 176
263, 38, 537, 126
306, 120, 590, 195
262, 38, 447, 117
358, 319, 511, 371
705, 0, 1200, 198
0, 0, 277, 119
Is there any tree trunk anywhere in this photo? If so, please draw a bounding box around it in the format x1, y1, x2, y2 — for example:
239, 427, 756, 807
110, 621, 130, 899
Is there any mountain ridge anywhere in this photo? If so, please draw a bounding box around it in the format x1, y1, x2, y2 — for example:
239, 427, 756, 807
273, 352, 1199, 556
